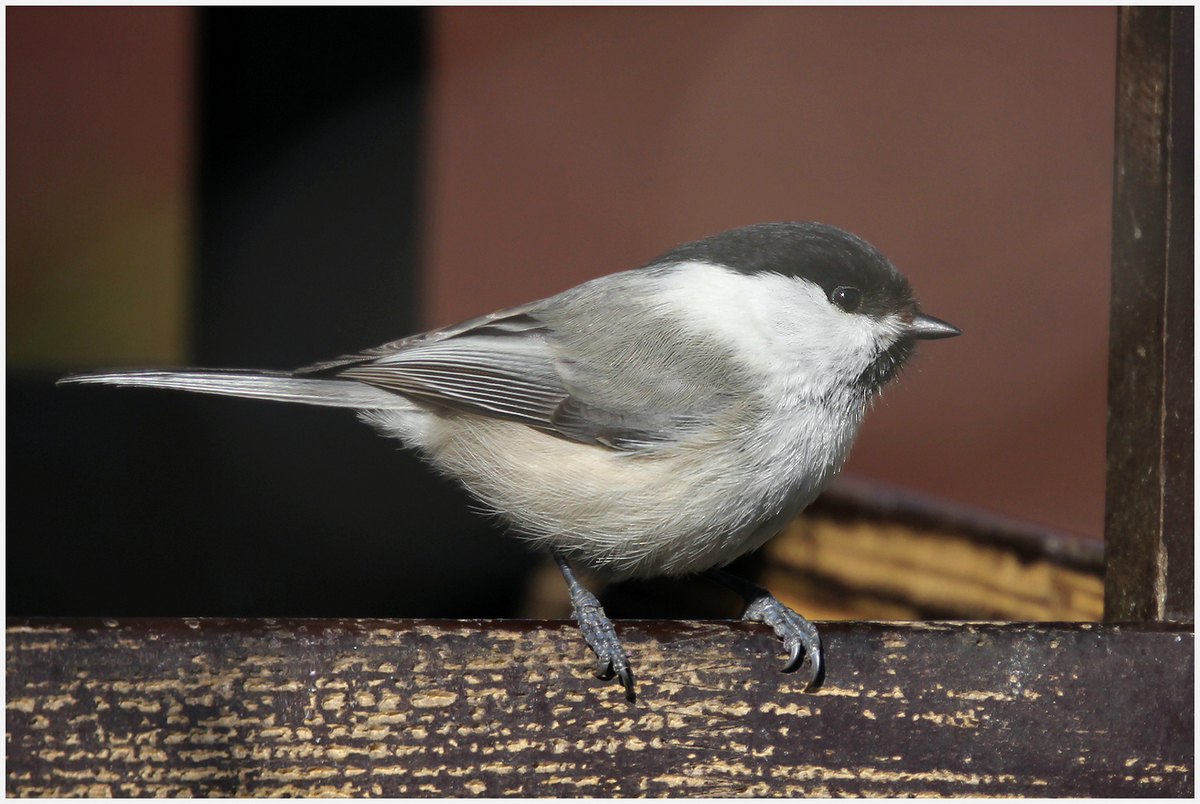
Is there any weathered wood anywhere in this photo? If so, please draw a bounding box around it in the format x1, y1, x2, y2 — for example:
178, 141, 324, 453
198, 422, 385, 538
6, 618, 1192, 797
767, 479, 1104, 622
1104, 6, 1194, 622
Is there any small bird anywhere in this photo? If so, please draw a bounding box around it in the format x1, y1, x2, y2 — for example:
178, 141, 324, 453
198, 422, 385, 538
60, 221, 959, 701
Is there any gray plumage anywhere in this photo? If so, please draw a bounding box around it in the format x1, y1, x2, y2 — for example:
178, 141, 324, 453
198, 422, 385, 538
60, 222, 960, 698
59, 222, 956, 580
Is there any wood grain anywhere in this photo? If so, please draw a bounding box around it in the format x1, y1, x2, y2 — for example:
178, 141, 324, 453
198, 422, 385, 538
6, 618, 1192, 796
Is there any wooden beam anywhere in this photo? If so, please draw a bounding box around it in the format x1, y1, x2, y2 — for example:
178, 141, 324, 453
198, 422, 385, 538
1104, 6, 1194, 622
6, 618, 1192, 796
768, 479, 1104, 622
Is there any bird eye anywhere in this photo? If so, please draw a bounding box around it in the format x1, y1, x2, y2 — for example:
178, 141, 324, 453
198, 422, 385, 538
831, 286, 862, 313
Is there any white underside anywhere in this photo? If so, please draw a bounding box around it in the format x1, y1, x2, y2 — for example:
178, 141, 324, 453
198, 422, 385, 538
362, 262, 892, 579
67, 260, 898, 580
362, 393, 861, 580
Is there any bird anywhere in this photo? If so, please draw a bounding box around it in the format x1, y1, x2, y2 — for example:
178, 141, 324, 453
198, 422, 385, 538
59, 221, 960, 701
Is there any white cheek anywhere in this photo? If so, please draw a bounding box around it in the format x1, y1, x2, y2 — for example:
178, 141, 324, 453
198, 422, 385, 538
761, 280, 876, 375
658, 263, 891, 390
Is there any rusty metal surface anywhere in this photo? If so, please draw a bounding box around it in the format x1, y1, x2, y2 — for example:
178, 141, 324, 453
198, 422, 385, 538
6, 617, 1192, 796
1104, 7, 1194, 622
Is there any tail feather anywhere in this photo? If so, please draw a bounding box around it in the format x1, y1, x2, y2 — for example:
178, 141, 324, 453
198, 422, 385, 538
57, 368, 413, 410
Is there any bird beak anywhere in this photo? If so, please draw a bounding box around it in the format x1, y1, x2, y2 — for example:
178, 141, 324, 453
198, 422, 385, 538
906, 313, 961, 340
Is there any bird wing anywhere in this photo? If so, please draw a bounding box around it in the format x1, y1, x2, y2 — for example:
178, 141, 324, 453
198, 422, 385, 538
297, 301, 571, 432
297, 274, 749, 450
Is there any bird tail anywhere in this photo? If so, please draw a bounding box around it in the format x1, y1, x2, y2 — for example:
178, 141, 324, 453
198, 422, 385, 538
57, 368, 412, 410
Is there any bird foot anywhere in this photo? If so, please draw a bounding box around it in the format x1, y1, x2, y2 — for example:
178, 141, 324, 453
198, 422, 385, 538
741, 593, 822, 689
705, 567, 823, 689
555, 555, 635, 701
572, 588, 635, 700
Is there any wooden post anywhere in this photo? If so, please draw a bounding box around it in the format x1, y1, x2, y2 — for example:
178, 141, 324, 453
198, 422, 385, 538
1104, 6, 1194, 623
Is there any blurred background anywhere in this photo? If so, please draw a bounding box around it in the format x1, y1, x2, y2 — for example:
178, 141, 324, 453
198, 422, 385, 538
8, 7, 1116, 617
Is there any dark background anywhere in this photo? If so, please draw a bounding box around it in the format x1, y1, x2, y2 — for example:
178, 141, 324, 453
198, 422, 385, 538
11, 9, 537, 616
7, 8, 1116, 617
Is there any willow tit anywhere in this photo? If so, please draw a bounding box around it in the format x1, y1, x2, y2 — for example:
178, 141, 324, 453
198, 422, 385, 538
60, 221, 959, 701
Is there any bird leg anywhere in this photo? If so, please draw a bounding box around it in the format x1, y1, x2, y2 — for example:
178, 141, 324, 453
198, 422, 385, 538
553, 554, 635, 701
704, 566, 823, 689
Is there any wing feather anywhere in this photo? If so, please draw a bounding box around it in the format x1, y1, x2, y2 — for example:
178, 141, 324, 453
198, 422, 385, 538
294, 269, 748, 450
330, 334, 570, 431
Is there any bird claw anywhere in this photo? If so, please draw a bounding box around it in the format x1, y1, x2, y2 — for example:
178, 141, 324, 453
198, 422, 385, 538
592, 652, 633, 685
743, 594, 822, 689
785, 640, 804, 673
602, 662, 636, 703
556, 555, 636, 701
704, 567, 823, 689
577, 604, 636, 701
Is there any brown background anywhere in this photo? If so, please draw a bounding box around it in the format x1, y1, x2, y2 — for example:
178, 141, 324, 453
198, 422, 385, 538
9, 8, 1114, 544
